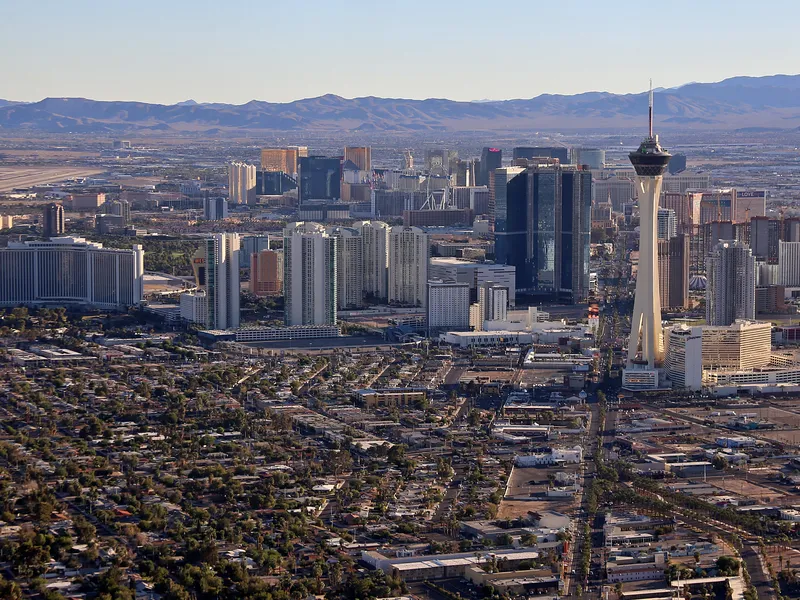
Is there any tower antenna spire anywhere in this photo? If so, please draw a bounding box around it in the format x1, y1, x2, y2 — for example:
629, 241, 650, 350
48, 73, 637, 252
648, 79, 654, 138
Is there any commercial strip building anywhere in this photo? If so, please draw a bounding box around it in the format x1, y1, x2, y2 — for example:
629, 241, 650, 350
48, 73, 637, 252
0, 237, 144, 311
440, 330, 534, 348
354, 387, 428, 408
362, 548, 541, 582
197, 325, 340, 344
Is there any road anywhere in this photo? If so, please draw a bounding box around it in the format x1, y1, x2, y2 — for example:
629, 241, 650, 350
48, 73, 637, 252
564, 393, 602, 598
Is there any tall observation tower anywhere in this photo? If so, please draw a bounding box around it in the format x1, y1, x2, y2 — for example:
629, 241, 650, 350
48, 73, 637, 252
627, 84, 671, 370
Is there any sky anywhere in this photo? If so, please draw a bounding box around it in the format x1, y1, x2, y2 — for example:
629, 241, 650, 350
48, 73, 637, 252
2, 0, 800, 105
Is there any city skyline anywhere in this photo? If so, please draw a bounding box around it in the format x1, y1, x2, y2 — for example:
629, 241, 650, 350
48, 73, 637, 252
3, 0, 800, 104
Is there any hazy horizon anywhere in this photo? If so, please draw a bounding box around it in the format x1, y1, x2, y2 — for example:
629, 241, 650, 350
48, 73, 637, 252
2, 72, 798, 106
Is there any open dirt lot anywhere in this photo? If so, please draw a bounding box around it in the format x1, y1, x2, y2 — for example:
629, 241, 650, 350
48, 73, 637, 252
710, 477, 787, 504
0, 167, 104, 193
498, 465, 579, 519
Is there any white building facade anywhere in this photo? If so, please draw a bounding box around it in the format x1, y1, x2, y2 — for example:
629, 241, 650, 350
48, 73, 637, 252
284, 222, 337, 326
427, 280, 470, 331
706, 240, 756, 326
327, 226, 364, 310
779, 241, 800, 287
228, 161, 256, 205
666, 325, 703, 391
357, 220, 389, 301
388, 226, 429, 307
0, 237, 144, 311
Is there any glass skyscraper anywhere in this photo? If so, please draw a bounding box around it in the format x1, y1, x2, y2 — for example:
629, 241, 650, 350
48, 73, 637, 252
298, 156, 341, 203
493, 164, 591, 303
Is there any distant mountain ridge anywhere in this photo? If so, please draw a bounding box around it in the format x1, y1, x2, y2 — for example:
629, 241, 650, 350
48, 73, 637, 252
2, 74, 800, 133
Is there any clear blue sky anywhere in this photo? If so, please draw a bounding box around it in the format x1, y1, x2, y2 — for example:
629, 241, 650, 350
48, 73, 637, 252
2, 0, 799, 104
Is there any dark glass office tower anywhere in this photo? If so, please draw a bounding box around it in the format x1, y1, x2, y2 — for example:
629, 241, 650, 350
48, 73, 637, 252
513, 146, 570, 164
478, 147, 502, 186
493, 164, 591, 303
255, 170, 297, 196
298, 156, 341, 203
560, 168, 592, 302
493, 167, 528, 286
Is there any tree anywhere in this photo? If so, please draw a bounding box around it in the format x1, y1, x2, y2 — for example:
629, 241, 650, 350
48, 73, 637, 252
716, 556, 740, 576
712, 455, 728, 471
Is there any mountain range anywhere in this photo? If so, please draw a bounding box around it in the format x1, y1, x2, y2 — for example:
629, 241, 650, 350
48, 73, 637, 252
2, 74, 800, 134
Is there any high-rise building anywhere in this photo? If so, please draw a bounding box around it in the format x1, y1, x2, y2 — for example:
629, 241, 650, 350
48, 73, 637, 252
0, 215, 13, 230
778, 240, 800, 287
477, 281, 508, 324
327, 226, 364, 310
657, 208, 677, 240
188, 233, 241, 330
706, 240, 756, 326
108, 199, 131, 224
626, 90, 671, 370
254, 170, 297, 196
357, 220, 389, 301
666, 325, 703, 390
784, 218, 800, 243
660, 191, 702, 234
513, 147, 569, 164
240, 235, 271, 268
698, 189, 736, 225
573, 148, 605, 169
298, 156, 341, 203
283, 222, 337, 326
667, 153, 687, 175
344, 147, 372, 172
750, 217, 781, 263
594, 177, 635, 213
0, 237, 144, 310
661, 172, 711, 194
427, 280, 470, 332
733, 191, 766, 223
261, 148, 299, 175
203, 196, 228, 220
43, 203, 65, 238
180, 290, 208, 326
425, 149, 447, 174
658, 234, 689, 310
70, 193, 105, 211
489, 165, 525, 242
478, 147, 502, 186
250, 250, 283, 297
492, 164, 591, 302
527, 165, 592, 302
401, 149, 414, 171
228, 161, 257, 205
700, 320, 771, 371
428, 258, 516, 304
388, 226, 429, 307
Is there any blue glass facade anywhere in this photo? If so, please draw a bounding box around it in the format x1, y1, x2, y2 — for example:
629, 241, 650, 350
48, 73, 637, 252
298, 156, 341, 203
493, 168, 528, 287
494, 165, 591, 302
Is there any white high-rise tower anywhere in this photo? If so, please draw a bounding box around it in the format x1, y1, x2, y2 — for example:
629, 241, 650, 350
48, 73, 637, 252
627, 84, 672, 370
